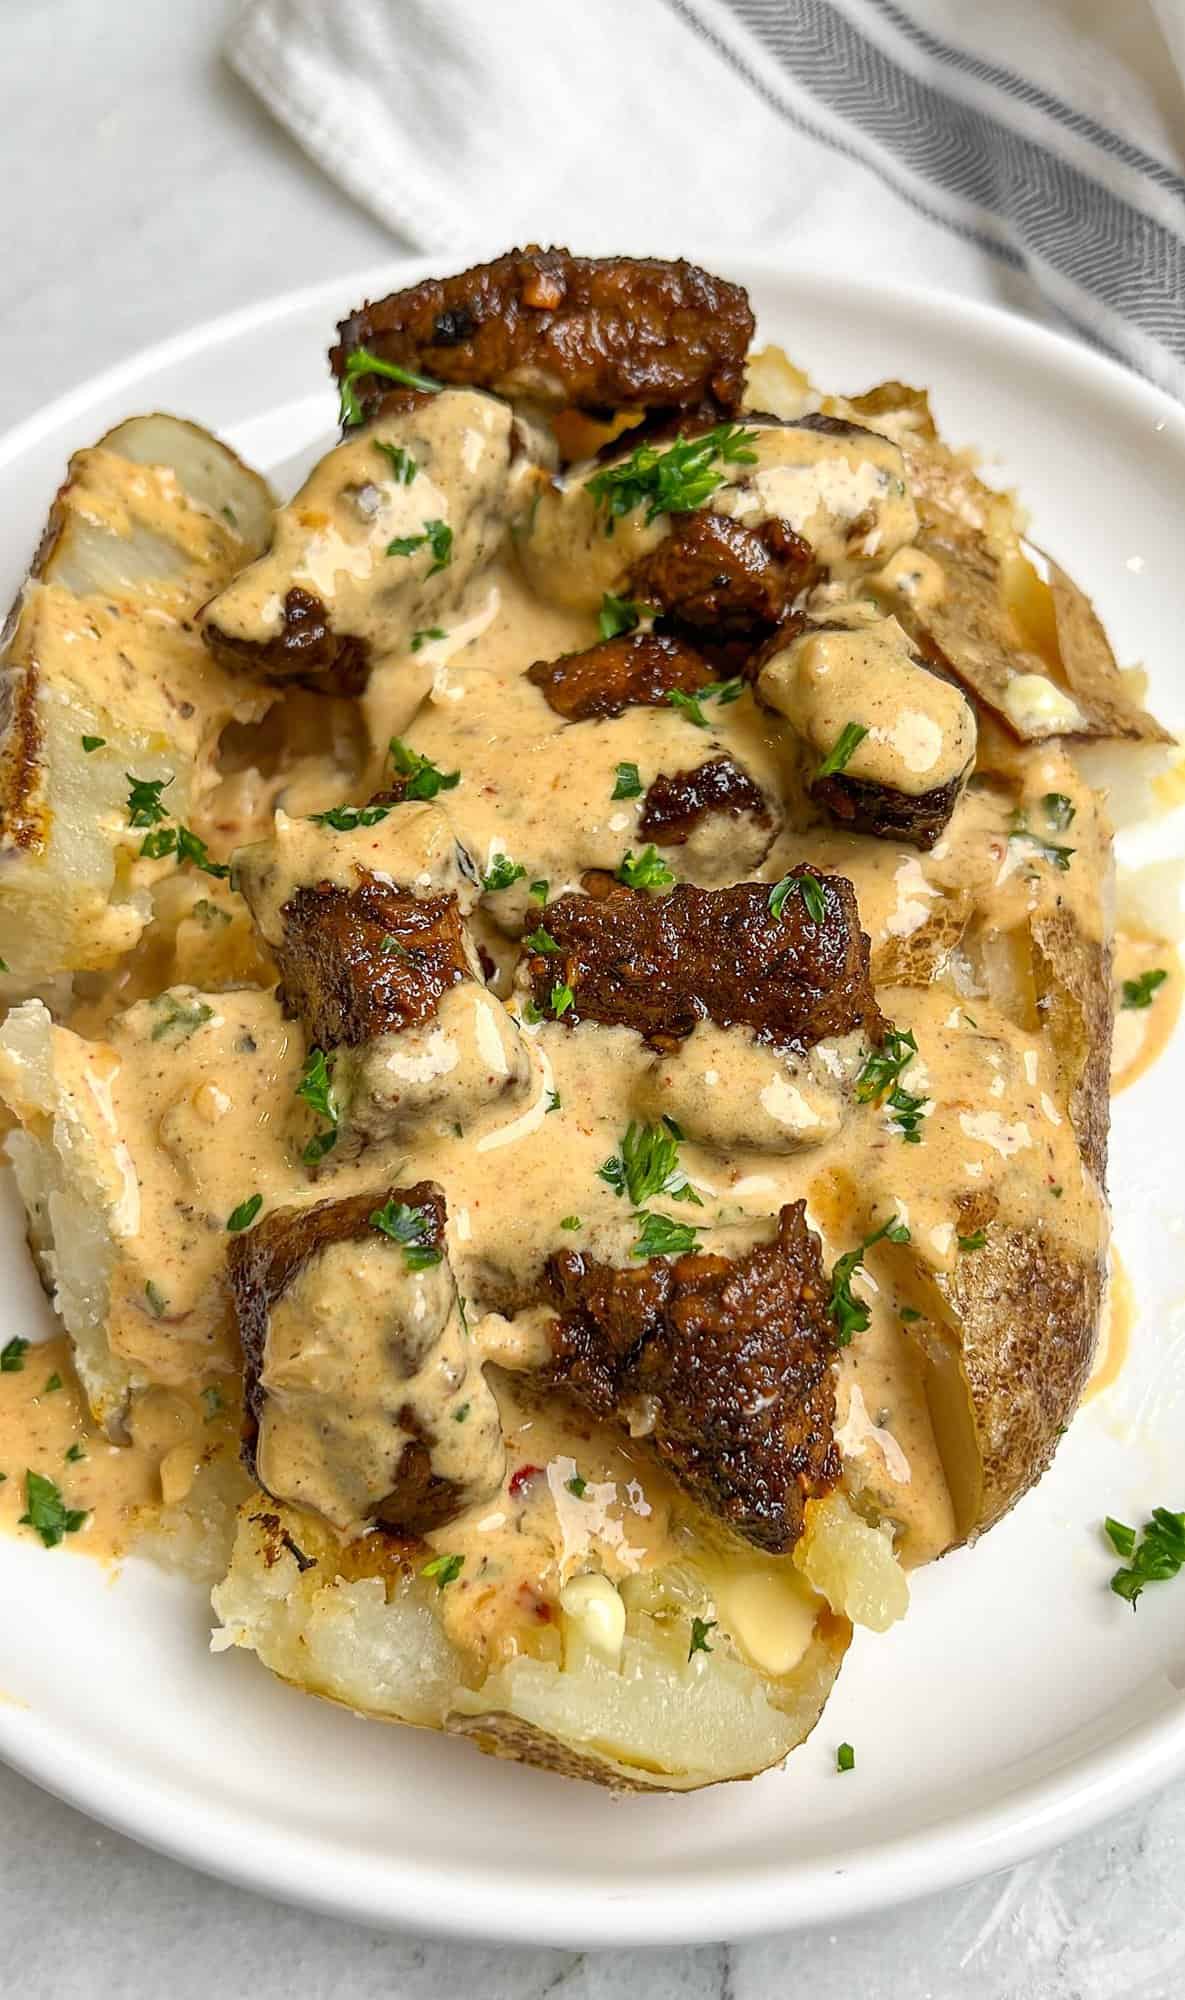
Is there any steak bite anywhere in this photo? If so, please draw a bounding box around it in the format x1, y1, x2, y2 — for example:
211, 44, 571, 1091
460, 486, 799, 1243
627, 511, 813, 642
235, 801, 531, 1141
230, 1183, 504, 1535
526, 630, 714, 722
523, 874, 885, 1055
331, 248, 755, 423
540, 1202, 839, 1552
638, 756, 771, 848
758, 609, 977, 851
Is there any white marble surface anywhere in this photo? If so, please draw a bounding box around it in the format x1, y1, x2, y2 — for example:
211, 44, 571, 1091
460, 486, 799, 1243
2, 3, 1184, 1994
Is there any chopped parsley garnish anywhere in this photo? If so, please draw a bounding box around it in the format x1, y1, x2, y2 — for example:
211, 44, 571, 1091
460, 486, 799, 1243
453, 1403, 470, 1423
296, 1047, 338, 1164
528, 879, 549, 904
560, 1216, 582, 1231
598, 593, 645, 640
586, 423, 759, 532
667, 678, 744, 729
856, 1026, 927, 1144
899, 1306, 922, 1323
373, 440, 417, 483
201, 1387, 224, 1422
828, 1216, 911, 1345
81, 735, 105, 753
150, 994, 214, 1042
612, 761, 643, 800
421, 1551, 465, 1590
816, 721, 869, 779
957, 1230, 988, 1252
1008, 811, 1074, 870
630, 1211, 702, 1259
550, 981, 575, 1018
1041, 792, 1076, 831
524, 927, 562, 956
308, 800, 392, 830
369, 1198, 442, 1270
411, 626, 446, 651
598, 1121, 701, 1208
481, 853, 525, 893
125, 773, 172, 827
521, 1000, 543, 1025
226, 1193, 263, 1233
65, 1442, 86, 1463
769, 871, 826, 926
386, 518, 453, 573
616, 845, 674, 891
144, 1281, 168, 1318
43, 1373, 62, 1394
19, 1471, 87, 1549
1, 1337, 29, 1373
688, 1616, 716, 1658
140, 824, 231, 878
389, 736, 460, 800
1105, 1508, 1185, 1605
337, 344, 442, 428
380, 934, 407, 956
545, 1090, 562, 1114
836, 1742, 856, 1773
565, 1474, 588, 1499
192, 899, 232, 928
1122, 968, 1168, 1010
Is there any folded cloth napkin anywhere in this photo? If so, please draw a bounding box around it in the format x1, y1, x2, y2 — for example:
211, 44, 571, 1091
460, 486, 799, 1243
226, 0, 1185, 398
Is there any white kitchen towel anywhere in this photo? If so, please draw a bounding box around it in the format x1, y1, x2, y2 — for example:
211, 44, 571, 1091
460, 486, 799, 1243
226, 0, 1185, 398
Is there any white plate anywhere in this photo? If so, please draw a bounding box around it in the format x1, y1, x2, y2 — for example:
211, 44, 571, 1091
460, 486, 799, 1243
0, 260, 1183, 1948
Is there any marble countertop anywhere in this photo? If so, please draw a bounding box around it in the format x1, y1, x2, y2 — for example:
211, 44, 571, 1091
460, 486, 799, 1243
2, 4, 1183, 1994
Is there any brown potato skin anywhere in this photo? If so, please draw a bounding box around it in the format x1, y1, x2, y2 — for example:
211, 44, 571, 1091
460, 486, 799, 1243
525, 874, 885, 1055
332, 248, 755, 418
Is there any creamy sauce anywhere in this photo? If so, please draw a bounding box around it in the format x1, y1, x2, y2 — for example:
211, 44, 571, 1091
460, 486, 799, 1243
1084, 1247, 1134, 1403
0, 388, 1127, 1680
759, 607, 976, 795
1111, 936, 1181, 1092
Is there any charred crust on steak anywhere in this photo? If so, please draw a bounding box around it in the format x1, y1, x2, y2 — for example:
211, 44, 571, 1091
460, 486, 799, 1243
628, 512, 813, 642
526, 630, 715, 721
639, 757, 771, 846
276, 876, 472, 1048
540, 1200, 839, 1552
524, 874, 885, 1054
204, 585, 370, 696
331, 248, 755, 422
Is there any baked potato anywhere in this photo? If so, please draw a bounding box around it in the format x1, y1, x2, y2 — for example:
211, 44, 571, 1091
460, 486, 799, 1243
0, 253, 1170, 1795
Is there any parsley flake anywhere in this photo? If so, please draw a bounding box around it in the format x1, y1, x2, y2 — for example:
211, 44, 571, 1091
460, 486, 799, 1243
836, 1742, 856, 1773
1, 1337, 30, 1373
386, 518, 452, 574
389, 737, 460, 800
482, 854, 526, 893
856, 1026, 928, 1144
599, 1122, 702, 1208
616, 845, 674, 891
612, 761, 643, 800
816, 722, 869, 779
598, 593, 645, 640
560, 1216, 582, 1230
337, 345, 442, 427
65, 1442, 86, 1463
769, 871, 826, 926
125, 773, 172, 827
957, 1230, 988, 1252
565, 1474, 588, 1499
308, 801, 392, 831
524, 926, 562, 956
1105, 1507, 1185, 1605
81, 735, 105, 753
373, 440, 417, 484
688, 1616, 716, 1658
528, 878, 549, 904
421, 1551, 465, 1590
150, 994, 214, 1042
411, 627, 446, 651
43, 1373, 62, 1394
1122, 968, 1168, 1010
19, 1470, 87, 1548
586, 423, 758, 532
550, 981, 575, 1018
828, 1216, 911, 1345
630, 1211, 702, 1259
369, 1199, 443, 1271
226, 1193, 263, 1233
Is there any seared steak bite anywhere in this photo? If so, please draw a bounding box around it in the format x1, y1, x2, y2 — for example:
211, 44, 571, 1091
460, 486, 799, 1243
627, 512, 812, 642
639, 757, 772, 847
524, 874, 885, 1054
526, 630, 715, 722
758, 610, 977, 851
332, 248, 755, 422
235, 801, 531, 1141
540, 1202, 839, 1552
230, 1184, 504, 1535
203, 586, 371, 696
276, 878, 472, 1048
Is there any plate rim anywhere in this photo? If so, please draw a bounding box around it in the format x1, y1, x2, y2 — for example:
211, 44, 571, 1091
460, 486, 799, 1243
1, 254, 1183, 1945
